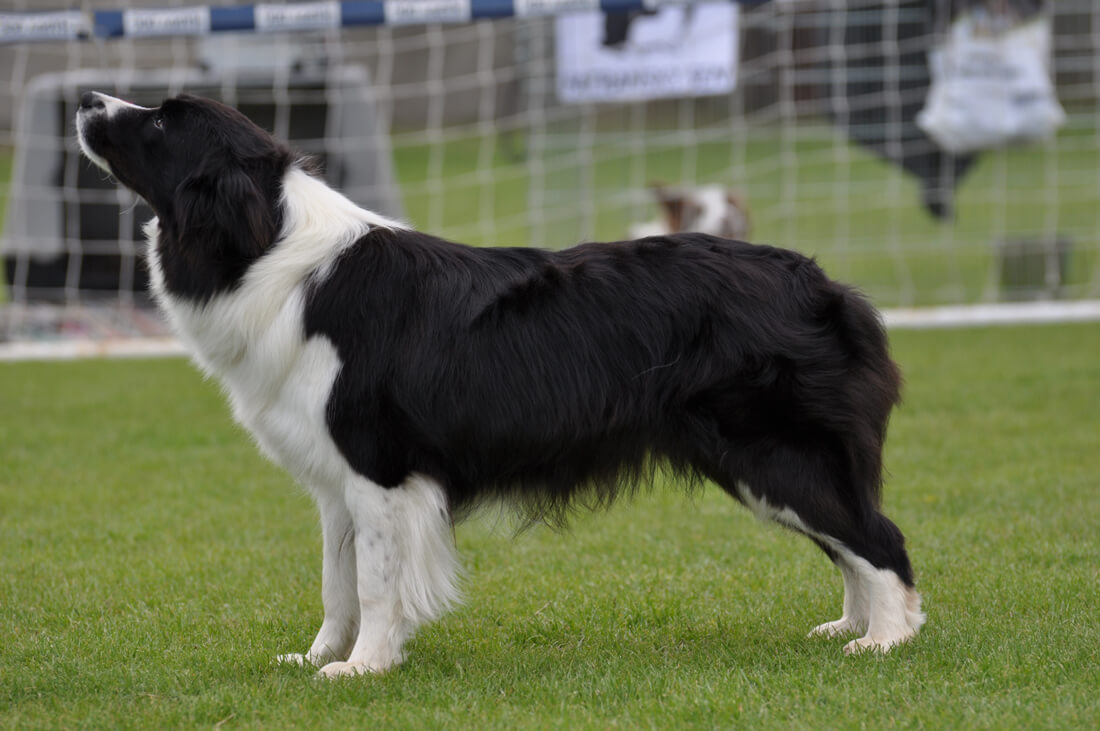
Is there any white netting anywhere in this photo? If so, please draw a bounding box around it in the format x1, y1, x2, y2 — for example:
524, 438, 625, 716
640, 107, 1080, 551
1, 0, 1098, 349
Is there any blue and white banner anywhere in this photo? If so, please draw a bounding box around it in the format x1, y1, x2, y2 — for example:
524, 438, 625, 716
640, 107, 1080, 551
0, 1, 758, 43
556, 3, 739, 103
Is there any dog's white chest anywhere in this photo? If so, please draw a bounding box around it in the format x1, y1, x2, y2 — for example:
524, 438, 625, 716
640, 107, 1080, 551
153, 278, 350, 490
144, 214, 359, 491
228, 337, 348, 489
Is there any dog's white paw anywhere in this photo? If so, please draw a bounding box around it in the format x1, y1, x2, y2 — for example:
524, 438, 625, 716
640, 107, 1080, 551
809, 617, 863, 638
276, 652, 323, 668
842, 633, 911, 655
316, 660, 383, 678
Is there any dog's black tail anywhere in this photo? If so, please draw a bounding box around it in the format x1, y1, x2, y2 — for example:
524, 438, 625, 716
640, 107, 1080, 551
824, 282, 902, 508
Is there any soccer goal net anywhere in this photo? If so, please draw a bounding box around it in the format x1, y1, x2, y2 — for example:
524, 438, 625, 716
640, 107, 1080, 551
1, 0, 1098, 352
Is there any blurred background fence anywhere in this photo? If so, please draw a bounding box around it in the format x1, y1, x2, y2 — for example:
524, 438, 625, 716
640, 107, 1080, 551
1, 0, 1098, 348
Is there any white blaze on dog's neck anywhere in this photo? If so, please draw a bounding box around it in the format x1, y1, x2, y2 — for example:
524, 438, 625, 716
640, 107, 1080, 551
279, 164, 408, 250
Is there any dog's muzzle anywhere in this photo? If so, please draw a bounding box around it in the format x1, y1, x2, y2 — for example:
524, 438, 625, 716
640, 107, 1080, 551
75, 91, 135, 174
79, 90, 108, 113
78, 90, 150, 120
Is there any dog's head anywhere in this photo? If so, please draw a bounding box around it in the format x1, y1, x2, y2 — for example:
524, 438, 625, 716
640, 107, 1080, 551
76, 92, 293, 297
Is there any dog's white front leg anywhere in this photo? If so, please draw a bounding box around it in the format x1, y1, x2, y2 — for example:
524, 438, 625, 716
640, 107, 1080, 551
277, 493, 359, 667
317, 477, 406, 677
316, 474, 462, 678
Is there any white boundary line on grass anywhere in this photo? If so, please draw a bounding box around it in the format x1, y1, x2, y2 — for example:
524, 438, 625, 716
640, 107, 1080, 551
882, 299, 1100, 329
2, 300, 1099, 361
0, 336, 186, 361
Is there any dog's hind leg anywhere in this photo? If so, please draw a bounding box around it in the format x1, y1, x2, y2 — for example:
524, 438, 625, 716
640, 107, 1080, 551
823, 517, 925, 655
719, 443, 923, 654
277, 492, 360, 667
317, 473, 462, 678
806, 528, 925, 655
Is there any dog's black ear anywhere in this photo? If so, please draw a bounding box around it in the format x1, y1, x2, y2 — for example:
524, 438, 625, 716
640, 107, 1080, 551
172, 156, 278, 263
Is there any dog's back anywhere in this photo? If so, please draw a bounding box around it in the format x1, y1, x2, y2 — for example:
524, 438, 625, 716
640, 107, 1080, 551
304, 231, 899, 524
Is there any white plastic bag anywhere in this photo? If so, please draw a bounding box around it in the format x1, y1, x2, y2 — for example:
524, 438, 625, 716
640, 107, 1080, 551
917, 10, 1065, 154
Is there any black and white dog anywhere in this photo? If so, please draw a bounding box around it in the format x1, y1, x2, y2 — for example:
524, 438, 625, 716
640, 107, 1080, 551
76, 92, 923, 676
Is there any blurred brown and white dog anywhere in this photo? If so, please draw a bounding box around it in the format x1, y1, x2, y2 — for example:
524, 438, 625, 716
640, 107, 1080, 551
630, 184, 751, 240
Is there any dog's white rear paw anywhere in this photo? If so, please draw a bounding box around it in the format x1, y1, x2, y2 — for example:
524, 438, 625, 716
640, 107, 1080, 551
276, 652, 324, 668
809, 617, 863, 638
316, 660, 384, 678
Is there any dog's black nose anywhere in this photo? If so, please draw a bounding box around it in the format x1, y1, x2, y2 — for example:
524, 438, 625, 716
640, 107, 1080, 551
80, 92, 105, 111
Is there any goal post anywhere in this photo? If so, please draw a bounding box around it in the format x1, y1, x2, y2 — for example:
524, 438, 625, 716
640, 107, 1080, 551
1, 0, 1098, 354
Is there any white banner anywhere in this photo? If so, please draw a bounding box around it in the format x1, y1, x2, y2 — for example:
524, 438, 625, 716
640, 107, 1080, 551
122, 7, 211, 37
255, 2, 341, 33
0, 11, 87, 42
383, 0, 471, 26
514, 0, 599, 18
556, 3, 738, 104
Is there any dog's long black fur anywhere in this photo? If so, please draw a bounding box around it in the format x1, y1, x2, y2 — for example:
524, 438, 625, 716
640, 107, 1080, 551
307, 228, 908, 579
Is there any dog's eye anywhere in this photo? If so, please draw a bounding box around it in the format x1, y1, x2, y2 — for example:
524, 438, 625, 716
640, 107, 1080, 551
153, 115, 164, 130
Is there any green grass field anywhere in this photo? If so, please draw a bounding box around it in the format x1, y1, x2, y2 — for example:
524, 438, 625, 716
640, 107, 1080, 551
2, 323, 1098, 729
